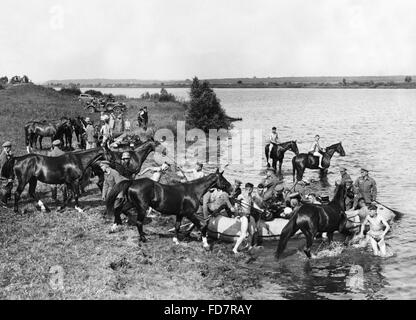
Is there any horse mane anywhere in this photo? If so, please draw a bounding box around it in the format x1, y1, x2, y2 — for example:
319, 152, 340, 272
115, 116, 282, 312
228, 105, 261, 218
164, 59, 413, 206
330, 182, 346, 208
327, 142, 341, 149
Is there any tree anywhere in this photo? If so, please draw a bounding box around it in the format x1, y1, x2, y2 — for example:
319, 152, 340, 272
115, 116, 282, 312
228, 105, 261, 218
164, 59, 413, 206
405, 76, 412, 83
186, 77, 231, 133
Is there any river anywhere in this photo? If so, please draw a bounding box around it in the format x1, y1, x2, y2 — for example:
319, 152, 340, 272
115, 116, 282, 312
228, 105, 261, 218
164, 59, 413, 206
82, 87, 416, 299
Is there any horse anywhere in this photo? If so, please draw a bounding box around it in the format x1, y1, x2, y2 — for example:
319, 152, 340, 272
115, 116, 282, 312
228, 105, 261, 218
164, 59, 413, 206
26, 120, 67, 150
91, 139, 164, 191
265, 140, 299, 175
106, 169, 233, 248
70, 116, 87, 148
60, 121, 74, 150
2, 147, 107, 213
292, 142, 346, 182
276, 182, 349, 259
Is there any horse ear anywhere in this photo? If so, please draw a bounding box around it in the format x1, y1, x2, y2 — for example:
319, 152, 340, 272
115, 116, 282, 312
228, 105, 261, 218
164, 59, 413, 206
215, 168, 219, 173
220, 170, 224, 175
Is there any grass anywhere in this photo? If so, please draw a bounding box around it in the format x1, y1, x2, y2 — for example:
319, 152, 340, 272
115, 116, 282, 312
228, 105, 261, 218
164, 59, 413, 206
0, 84, 262, 299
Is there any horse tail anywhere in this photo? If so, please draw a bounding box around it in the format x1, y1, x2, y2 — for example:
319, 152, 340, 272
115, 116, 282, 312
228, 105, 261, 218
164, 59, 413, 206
106, 180, 134, 217
276, 209, 299, 259
292, 156, 296, 183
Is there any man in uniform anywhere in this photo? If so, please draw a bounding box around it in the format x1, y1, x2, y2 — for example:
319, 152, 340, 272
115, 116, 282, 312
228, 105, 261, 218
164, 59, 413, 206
0, 141, 14, 206
117, 152, 136, 179
354, 167, 377, 206
85, 117, 96, 150
100, 160, 129, 202
100, 115, 113, 147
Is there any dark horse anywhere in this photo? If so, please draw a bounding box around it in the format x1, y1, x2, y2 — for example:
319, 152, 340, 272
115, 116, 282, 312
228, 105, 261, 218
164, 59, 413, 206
292, 142, 346, 182
2, 147, 106, 213
91, 140, 163, 191
276, 182, 348, 259
70, 116, 87, 149
24, 120, 68, 150
106, 169, 232, 247
265, 140, 299, 175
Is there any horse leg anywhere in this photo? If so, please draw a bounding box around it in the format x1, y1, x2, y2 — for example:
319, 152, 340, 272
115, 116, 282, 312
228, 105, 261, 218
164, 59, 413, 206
187, 213, 210, 249
173, 215, 184, 245
265, 146, 270, 167
28, 177, 50, 212
135, 208, 148, 243
14, 181, 27, 213
278, 159, 283, 176
39, 136, 43, 150
71, 180, 83, 213
299, 223, 316, 258
297, 168, 305, 182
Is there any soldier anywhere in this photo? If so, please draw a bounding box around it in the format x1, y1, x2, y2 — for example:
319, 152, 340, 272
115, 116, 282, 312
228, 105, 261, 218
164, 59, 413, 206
0, 141, 14, 206
354, 167, 377, 206
85, 117, 96, 149
100, 160, 128, 202
118, 152, 136, 179
100, 115, 113, 147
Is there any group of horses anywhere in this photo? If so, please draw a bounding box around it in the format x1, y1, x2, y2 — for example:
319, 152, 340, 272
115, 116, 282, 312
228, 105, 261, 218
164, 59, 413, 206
2, 131, 351, 260
24, 116, 89, 151
265, 140, 346, 181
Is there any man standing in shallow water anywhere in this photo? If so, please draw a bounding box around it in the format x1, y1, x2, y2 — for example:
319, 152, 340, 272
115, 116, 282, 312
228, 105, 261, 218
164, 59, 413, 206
354, 167, 377, 206
359, 204, 390, 257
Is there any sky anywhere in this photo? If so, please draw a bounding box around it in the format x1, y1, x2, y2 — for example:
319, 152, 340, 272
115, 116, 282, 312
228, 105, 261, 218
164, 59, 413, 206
1, 0, 416, 82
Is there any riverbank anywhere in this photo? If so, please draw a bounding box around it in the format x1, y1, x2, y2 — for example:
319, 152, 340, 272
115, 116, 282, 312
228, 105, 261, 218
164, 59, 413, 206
0, 84, 263, 299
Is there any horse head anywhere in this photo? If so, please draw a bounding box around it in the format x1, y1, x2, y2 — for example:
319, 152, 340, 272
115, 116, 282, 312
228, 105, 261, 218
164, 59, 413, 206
291, 140, 300, 155
337, 142, 346, 156
213, 168, 233, 194
332, 181, 347, 211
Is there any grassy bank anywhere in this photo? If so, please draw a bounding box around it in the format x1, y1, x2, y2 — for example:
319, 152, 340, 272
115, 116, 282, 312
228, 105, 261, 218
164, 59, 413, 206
0, 84, 262, 300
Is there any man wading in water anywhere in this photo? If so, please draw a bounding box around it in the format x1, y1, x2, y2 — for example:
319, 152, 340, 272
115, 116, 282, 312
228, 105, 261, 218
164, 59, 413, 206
359, 204, 390, 257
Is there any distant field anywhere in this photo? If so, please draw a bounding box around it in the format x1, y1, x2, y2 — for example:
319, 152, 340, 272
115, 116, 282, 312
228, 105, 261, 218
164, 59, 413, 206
0, 84, 186, 154
45, 75, 416, 88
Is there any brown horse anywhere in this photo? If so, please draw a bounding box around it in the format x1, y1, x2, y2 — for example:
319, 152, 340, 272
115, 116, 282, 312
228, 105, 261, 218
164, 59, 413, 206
265, 140, 299, 175
106, 169, 232, 247
24, 120, 68, 150
276, 182, 349, 259
2, 147, 107, 213
292, 142, 346, 182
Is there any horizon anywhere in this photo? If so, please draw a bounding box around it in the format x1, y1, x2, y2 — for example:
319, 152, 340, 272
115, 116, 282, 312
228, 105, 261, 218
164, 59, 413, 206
2, 0, 416, 83
43, 74, 416, 84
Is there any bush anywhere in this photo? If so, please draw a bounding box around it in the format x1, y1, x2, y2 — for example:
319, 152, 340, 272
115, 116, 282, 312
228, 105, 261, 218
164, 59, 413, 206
85, 89, 103, 97
141, 88, 177, 102
186, 77, 231, 132
60, 84, 81, 96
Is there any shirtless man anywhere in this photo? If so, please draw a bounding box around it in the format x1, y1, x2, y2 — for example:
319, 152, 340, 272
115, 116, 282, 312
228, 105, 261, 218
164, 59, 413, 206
267, 127, 280, 158
359, 204, 390, 257
233, 183, 256, 254
309, 134, 325, 169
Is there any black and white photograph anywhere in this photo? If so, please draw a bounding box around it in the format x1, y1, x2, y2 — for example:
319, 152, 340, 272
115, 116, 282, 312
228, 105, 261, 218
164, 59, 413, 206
0, 0, 415, 305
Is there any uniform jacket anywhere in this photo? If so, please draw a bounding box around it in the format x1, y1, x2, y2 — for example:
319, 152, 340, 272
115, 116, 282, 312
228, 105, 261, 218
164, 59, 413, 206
102, 168, 128, 200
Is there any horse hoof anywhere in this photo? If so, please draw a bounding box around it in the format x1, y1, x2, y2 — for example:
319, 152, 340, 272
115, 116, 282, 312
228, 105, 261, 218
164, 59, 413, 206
140, 236, 147, 243
75, 206, 84, 213
110, 224, 119, 233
